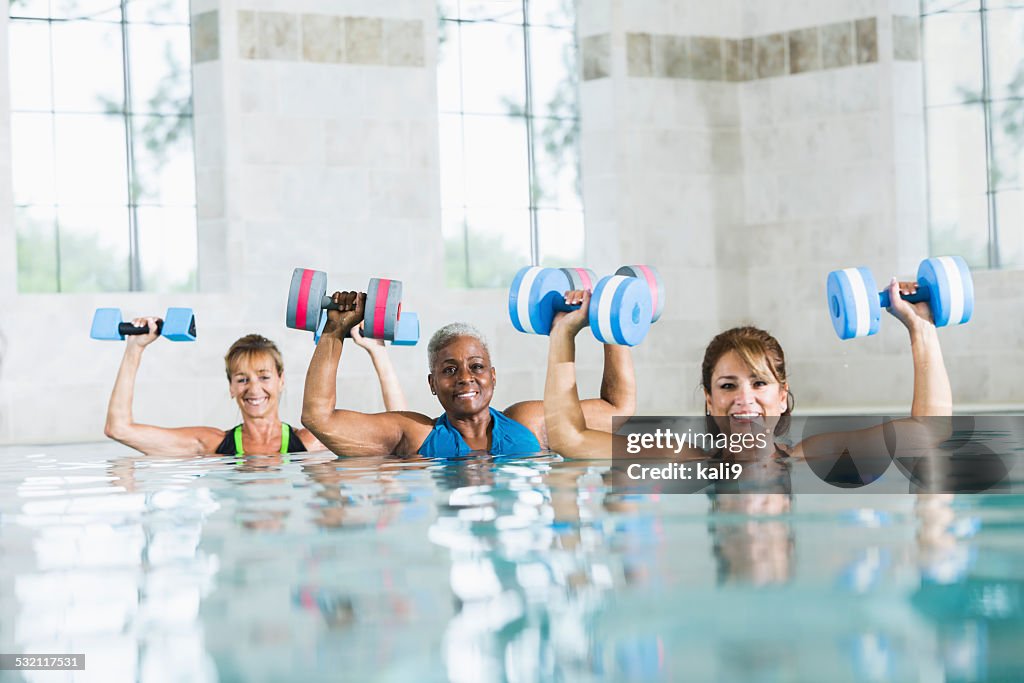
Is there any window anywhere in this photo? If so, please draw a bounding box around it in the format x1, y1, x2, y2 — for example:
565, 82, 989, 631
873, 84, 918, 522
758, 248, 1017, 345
438, 0, 583, 288
9, 0, 197, 292
923, 0, 1024, 269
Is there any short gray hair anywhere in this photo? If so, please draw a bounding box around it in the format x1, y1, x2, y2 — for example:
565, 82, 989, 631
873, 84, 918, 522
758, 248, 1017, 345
427, 323, 491, 371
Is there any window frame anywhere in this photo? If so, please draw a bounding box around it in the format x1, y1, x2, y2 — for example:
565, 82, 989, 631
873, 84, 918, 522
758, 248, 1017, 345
8, 0, 196, 292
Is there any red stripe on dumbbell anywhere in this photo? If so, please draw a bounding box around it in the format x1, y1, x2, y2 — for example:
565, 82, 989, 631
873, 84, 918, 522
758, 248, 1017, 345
373, 279, 391, 339
575, 268, 593, 291
636, 265, 657, 317
296, 269, 313, 331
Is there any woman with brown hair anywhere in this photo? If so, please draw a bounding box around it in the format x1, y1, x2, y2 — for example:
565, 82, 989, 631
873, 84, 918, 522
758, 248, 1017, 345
543, 277, 952, 460
104, 318, 406, 456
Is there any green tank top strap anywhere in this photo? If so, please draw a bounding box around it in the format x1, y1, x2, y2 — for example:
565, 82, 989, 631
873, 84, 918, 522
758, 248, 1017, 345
280, 423, 291, 454
232, 423, 292, 456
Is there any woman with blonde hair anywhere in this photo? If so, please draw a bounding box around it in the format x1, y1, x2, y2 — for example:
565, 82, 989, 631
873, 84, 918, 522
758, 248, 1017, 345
104, 318, 406, 456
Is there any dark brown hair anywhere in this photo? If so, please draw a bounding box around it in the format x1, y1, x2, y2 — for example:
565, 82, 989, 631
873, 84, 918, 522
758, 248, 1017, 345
224, 334, 284, 380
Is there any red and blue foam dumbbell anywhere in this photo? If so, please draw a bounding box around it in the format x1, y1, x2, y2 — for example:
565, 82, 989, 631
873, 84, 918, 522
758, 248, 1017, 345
507, 264, 663, 346
286, 267, 419, 345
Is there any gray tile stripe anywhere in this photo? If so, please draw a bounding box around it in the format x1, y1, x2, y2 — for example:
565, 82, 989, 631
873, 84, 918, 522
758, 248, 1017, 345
584, 15, 921, 82
191, 11, 425, 66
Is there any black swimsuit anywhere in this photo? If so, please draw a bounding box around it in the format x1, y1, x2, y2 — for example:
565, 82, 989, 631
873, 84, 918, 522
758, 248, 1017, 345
214, 423, 308, 455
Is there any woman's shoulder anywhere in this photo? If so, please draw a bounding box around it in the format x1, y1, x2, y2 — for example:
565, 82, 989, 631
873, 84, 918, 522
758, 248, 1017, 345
502, 400, 543, 424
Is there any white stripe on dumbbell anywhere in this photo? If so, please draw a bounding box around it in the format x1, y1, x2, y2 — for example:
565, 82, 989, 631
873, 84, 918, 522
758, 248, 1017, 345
597, 276, 629, 344
517, 267, 542, 335
936, 256, 965, 326
842, 267, 871, 338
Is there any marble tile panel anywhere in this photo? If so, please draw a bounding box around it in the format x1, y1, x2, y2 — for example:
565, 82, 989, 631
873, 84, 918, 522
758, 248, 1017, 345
893, 15, 920, 61
855, 17, 877, 64
582, 34, 611, 80
238, 10, 257, 59
258, 12, 299, 61
788, 26, 820, 74
627, 33, 653, 77
346, 17, 383, 65
384, 18, 425, 67
302, 14, 343, 63
725, 37, 754, 81
690, 36, 723, 81
653, 34, 689, 79
191, 10, 219, 63
755, 32, 787, 79
820, 21, 853, 70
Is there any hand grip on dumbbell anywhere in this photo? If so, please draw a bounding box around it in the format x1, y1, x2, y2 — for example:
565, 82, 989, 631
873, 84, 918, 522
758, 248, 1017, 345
508, 264, 663, 346
312, 309, 420, 345
90, 308, 197, 342
286, 268, 419, 345
826, 256, 974, 340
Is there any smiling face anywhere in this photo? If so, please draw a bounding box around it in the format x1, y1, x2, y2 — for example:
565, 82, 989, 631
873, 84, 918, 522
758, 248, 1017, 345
704, 350, 788, 428
427, 335, 496, 420
228, 352, 284, 420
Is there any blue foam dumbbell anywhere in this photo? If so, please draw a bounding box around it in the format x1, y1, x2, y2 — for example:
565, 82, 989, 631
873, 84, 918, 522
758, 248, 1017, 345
508, 266, 657, 346
826, 256, 974, 340
90, 307, 197, 342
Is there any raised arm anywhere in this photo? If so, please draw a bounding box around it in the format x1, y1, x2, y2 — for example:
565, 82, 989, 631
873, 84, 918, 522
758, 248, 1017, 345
885, 277, 953, 417
301, 292, 427, 456
793, 277, 954, 463
579, 342, 637, 431
349, 323, 408, 411
103, 317, 223, 455
543, 291, 618, 458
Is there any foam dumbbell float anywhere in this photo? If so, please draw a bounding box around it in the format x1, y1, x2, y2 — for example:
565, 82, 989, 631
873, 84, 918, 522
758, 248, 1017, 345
508, 264, 663, 346
90, 308, 196, 342
826, 256, 974, 340
286, 267, 419, 345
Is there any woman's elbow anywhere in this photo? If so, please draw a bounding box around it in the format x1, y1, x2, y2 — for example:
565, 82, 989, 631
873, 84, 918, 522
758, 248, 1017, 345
301, 408, 331, 436
104, 421, 127, 441
615, 396, 637, 417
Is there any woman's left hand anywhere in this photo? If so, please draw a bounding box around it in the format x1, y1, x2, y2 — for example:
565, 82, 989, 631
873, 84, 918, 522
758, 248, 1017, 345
349, 323, 384, 352
886, 277, 934, 333
551, 289, 592, 337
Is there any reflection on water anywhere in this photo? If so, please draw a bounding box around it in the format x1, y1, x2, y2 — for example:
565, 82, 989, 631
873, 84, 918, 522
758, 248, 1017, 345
0, 443, 1023, 682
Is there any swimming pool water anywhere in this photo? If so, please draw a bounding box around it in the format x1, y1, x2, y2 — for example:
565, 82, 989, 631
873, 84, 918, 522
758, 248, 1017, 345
1, 442, 1022, 682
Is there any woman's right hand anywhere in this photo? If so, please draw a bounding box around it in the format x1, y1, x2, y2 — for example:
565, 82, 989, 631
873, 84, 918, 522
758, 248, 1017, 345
322, 291, 366, 340
551, 289, 591, 338
126, 317, 161, 349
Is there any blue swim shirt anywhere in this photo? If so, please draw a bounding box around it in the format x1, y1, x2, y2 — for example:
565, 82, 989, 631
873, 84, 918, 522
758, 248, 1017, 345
416, 407, 541, 458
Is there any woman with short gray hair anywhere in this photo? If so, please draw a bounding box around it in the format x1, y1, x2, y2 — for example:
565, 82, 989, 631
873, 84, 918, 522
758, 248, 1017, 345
302, 290, 635, 457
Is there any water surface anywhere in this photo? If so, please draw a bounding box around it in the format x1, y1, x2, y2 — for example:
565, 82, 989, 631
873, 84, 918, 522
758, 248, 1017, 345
1, 442, 1022, 682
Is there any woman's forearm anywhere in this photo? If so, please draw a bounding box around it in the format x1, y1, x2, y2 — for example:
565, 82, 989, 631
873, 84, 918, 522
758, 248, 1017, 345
104, 346, 144, 439
544, 330, 590, 452
367, 349, 408, 411
599, 344, 637, 415
909, 325, 952, 417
